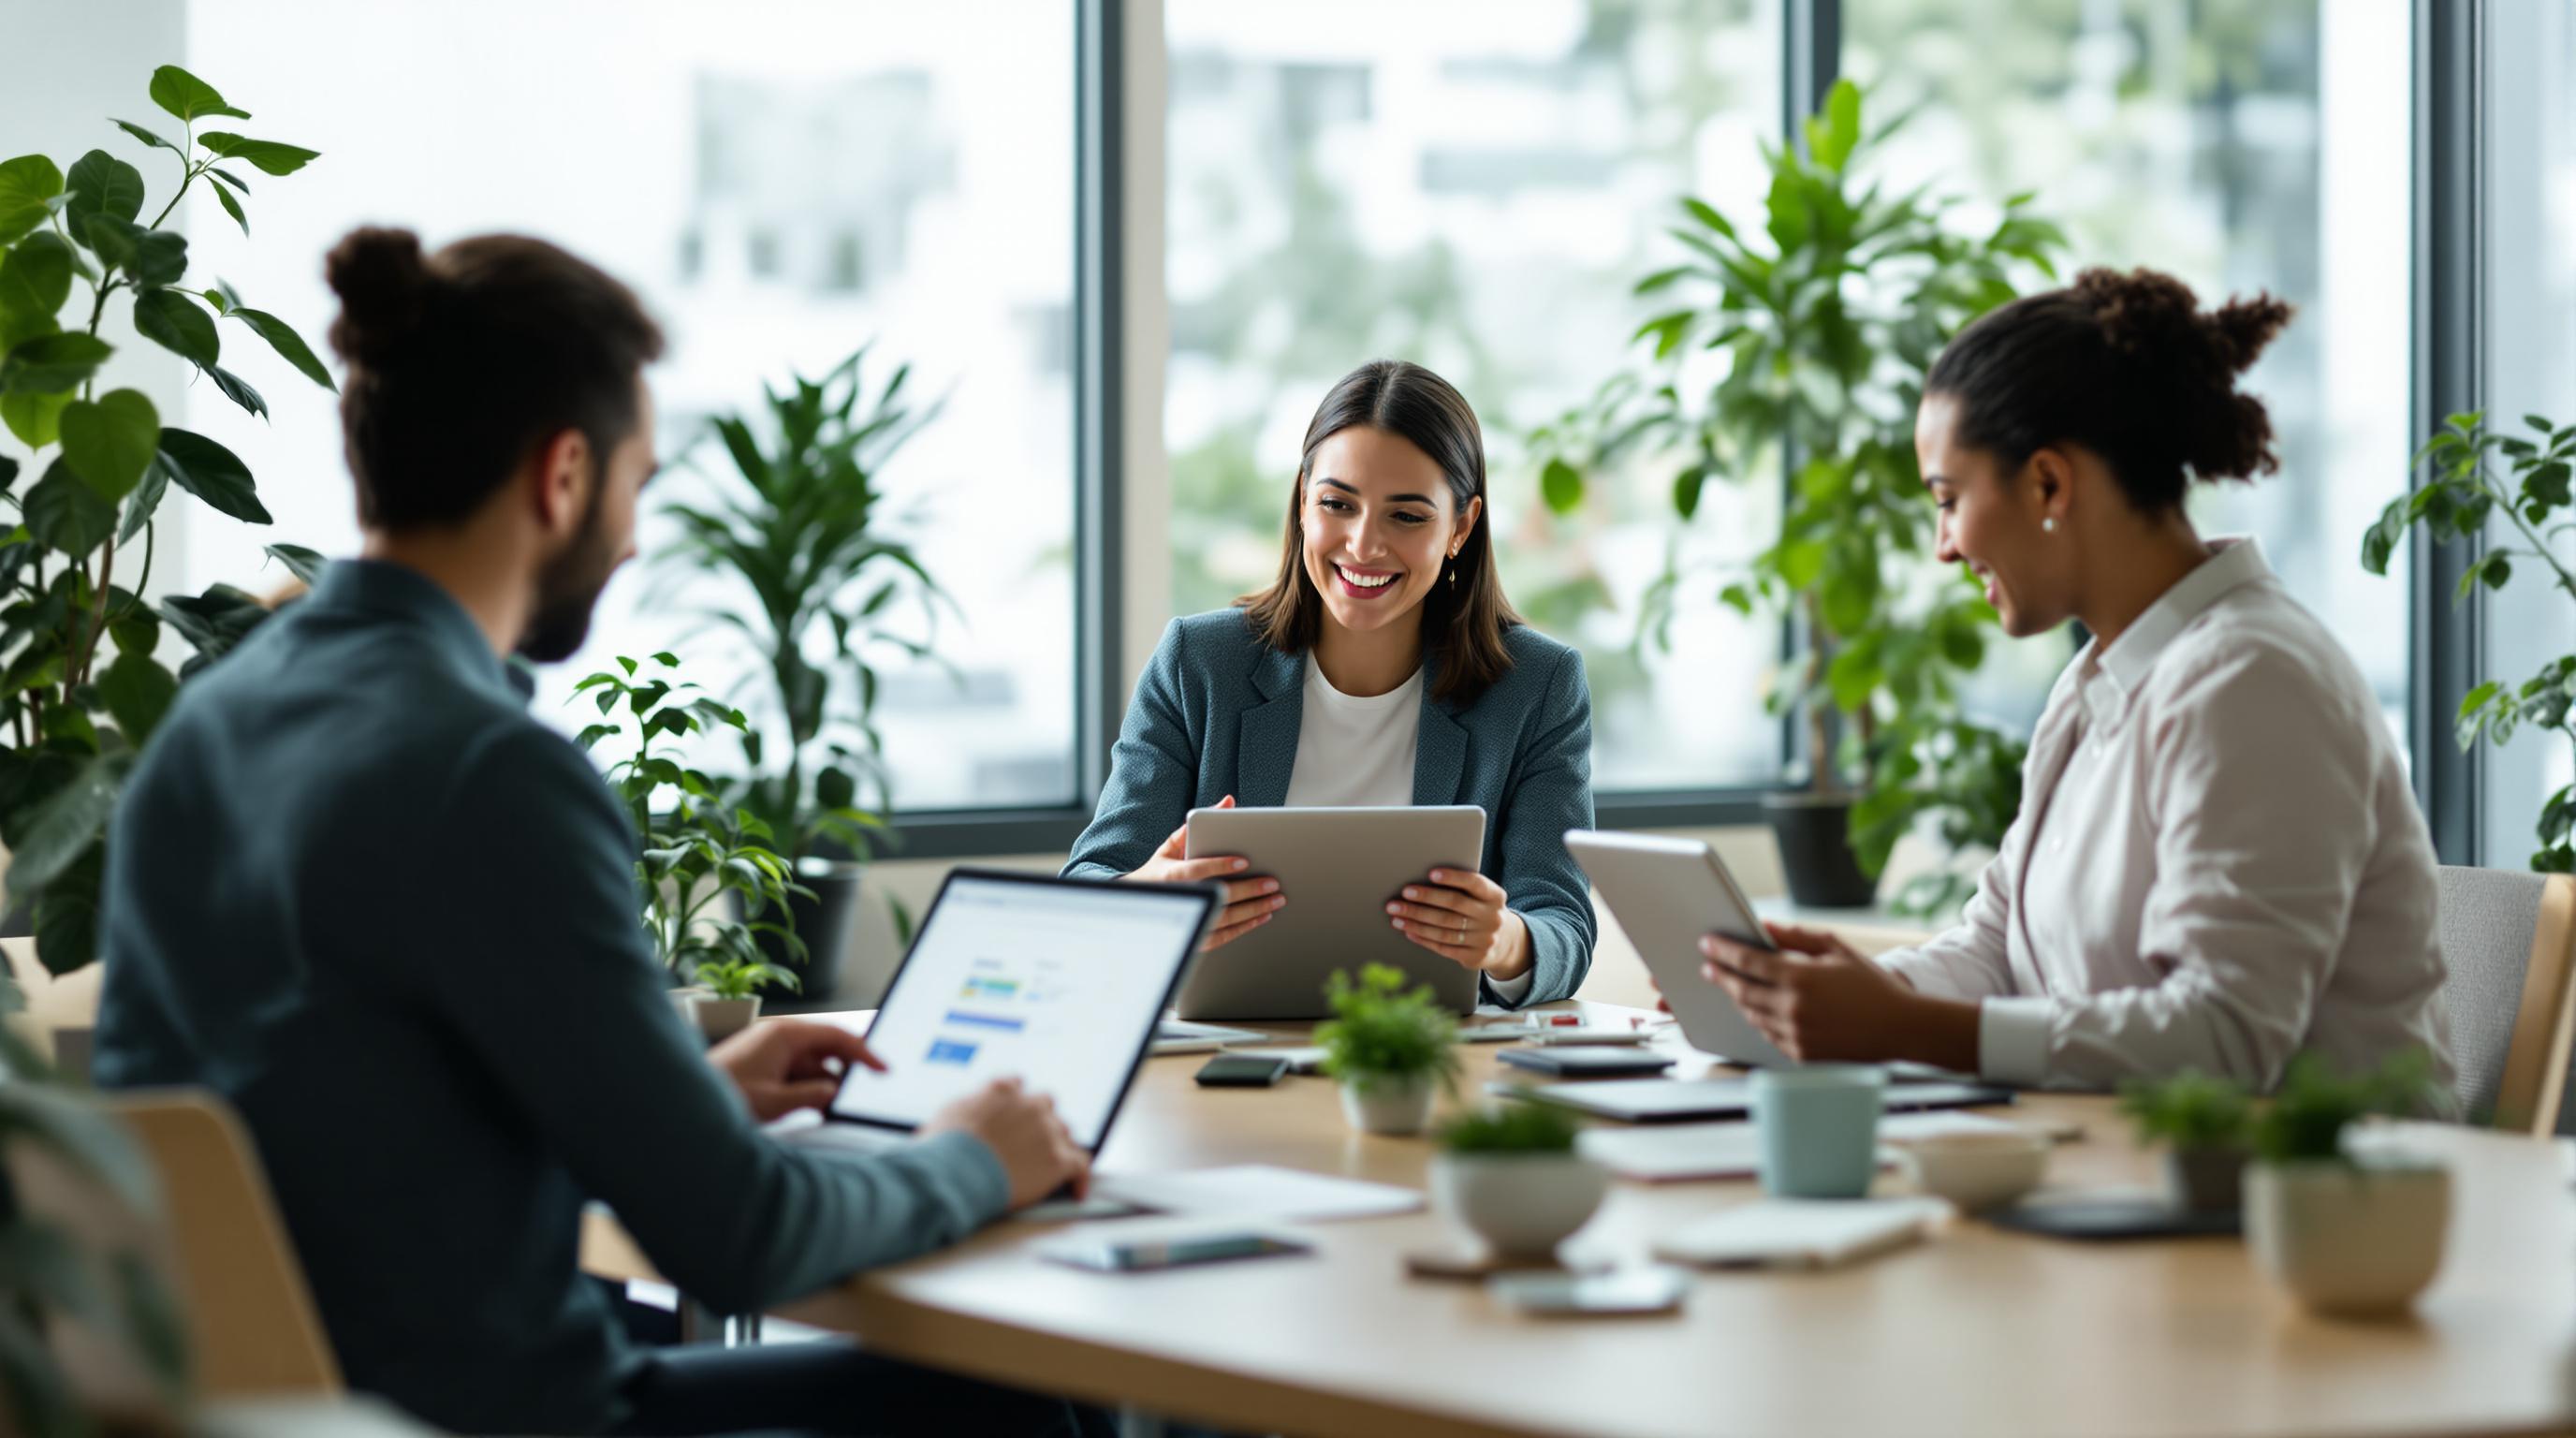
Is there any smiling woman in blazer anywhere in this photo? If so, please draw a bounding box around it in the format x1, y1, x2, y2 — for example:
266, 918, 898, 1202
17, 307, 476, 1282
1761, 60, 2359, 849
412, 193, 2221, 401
1063, 360, 1597, 1006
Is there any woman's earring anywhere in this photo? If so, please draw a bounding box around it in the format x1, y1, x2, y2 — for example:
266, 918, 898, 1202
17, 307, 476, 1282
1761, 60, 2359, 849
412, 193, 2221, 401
1448, 551, 1459, 589
2042, 517, 2057, 534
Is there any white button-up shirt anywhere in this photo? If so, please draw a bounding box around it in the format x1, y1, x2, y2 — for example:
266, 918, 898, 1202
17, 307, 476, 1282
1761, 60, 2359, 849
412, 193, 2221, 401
1880, 538, 2455, 1097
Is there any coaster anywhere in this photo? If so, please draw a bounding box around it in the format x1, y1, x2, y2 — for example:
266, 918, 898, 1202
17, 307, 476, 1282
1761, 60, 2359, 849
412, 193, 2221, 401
1404, 1243, 1617, 1281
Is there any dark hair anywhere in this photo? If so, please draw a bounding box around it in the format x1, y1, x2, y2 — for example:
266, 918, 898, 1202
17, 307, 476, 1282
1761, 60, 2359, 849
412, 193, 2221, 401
1925, 266, 2294, 512
326, 227, 666, 530
1239, 360, 1521, 705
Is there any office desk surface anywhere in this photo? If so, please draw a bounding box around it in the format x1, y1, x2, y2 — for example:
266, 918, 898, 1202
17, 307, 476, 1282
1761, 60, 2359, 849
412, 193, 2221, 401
585, 1003, 2576, 1438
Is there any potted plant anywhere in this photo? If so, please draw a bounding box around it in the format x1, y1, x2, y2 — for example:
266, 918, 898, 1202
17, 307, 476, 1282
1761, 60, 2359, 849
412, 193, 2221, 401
2244, 1051, 2450, 1318
1429, 1103, 1607, 1259
569, 654, 805, 1042
1315, 964, 1460, 1137
2363, 410, 2574, 873
2119, 1069, 2255, 1214
653, 346, 949, 1002
0, 66, 337, 972
683, 955, 798, 1044
1528, 79, 2061, 911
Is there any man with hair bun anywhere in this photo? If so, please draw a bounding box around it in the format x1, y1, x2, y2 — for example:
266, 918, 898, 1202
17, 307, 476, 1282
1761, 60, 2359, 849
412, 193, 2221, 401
1686, 266, 2455, 1106
94, 227, 1105, 1436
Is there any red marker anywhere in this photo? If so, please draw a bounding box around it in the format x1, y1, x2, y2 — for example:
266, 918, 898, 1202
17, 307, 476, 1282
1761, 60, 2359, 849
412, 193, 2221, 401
1545, 1013, 1582, 1027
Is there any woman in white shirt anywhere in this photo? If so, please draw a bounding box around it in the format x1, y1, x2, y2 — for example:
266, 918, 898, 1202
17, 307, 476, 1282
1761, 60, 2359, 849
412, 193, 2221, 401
1062, 360, 1598, 1005
1694, 267, 2455, 1094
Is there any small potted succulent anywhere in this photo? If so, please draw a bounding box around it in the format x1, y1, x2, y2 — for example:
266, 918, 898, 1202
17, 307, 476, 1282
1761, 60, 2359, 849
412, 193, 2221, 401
1315, 964, 1460, 1137
2118, 1069, 2255, 1213
1430, 1104, 1608, 1259
687, 956, 799, 1043
2244, 1050, 2451, 1318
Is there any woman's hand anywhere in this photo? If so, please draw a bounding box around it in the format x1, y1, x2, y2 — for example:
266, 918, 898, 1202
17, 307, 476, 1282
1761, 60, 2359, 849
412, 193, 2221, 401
1121, 795, 1283, 950
1388, 868, 1530, 982
709, 1018, 885, 1123
1696, 921, 1969, 1065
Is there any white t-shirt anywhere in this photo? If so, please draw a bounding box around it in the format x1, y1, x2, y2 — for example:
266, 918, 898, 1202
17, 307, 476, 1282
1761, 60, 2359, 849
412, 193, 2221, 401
1281, 657, 1532, 1004
1281, 658, 1420, 809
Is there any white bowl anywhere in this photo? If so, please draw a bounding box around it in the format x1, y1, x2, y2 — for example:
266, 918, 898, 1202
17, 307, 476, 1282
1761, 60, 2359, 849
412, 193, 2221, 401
1898, 1130, 2051, 1212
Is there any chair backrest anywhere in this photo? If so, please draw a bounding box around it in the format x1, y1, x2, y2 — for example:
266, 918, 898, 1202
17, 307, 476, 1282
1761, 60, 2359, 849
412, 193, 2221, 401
2435, 867, 2576, 1135
104, 1089, 342, 1398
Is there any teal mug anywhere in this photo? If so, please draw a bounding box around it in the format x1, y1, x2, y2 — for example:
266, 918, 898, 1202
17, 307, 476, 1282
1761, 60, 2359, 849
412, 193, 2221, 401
1751, 1065, 1886, 1199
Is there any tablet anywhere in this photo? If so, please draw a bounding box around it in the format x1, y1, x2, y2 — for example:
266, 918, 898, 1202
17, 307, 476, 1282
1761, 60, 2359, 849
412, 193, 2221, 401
1177, 805, 1486, 1020
823, 870, 1217, 1150
1564, 830, 1791, 1066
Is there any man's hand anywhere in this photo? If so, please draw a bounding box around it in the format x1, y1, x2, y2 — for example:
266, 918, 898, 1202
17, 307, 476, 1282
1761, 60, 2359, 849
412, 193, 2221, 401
1122, 795, 1283, 950
709, 1018, 885, 1123
1697, 921, 1976, 1068
923, 1078, 1092, 1208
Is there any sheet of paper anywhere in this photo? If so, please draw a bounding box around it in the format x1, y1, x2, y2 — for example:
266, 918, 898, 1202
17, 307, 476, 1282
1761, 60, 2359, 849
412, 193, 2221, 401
1096, 1164, 1424, 1221
1578, 1111, 2036, 1181
1653, 1197, 1949, 1269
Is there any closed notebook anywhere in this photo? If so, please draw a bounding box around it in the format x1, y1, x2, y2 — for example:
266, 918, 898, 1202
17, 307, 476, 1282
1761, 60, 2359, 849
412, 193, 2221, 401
1495, 1047, 1676, 1078
1652, 1198, 1948, 1270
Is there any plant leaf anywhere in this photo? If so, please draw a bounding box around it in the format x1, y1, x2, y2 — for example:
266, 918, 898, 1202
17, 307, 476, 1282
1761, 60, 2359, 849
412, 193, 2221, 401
110, 118, 185, 159
3, 756, 122, 901
0, 233, 77, 342
0, 331, 112, 395
204, 362, 268, 420
0, 154, 66, 246
226, 306, 334, 391
150, 64, 251, 123
261, 542, 327, 586
83, 217, 186, 287
119, 454, 169, 545
58, 388, 161, 500
211, 178, 248, 237
1, 389, 72, 447
64, 149, 146, 244
195, 132, 319, 176
1539, 457, 1584, 515
99, 650, 178, 743
22, 458, 119, 558
156, 427, 271, 523
133, 287, 218, 368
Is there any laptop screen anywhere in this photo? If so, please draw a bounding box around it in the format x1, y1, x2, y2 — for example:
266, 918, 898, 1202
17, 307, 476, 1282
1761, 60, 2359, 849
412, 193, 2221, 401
826, 873, 1213, 1149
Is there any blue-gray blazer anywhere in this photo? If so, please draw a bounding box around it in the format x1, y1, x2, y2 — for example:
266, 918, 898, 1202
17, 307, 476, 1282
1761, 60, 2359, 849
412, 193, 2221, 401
1063, 608, 1597, 1005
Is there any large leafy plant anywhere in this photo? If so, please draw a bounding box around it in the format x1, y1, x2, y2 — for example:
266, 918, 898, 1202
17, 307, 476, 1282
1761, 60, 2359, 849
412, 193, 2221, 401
655, 346, 947, 864
0, 66, 332, 973
571, 653, 805, 981
1530, 81, 2061, 912
2364, 410, 2576, 872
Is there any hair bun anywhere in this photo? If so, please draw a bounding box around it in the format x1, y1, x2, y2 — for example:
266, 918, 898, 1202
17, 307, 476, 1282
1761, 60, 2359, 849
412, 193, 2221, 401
326, 227, 435, 366
2071, 267, 2293, 482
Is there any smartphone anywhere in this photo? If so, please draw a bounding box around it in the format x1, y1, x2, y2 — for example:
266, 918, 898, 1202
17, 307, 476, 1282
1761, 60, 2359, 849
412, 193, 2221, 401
1041, 1229, 1313, 1272
1489, 1265, 1690, 1315
1195, 1054, 1291, 1088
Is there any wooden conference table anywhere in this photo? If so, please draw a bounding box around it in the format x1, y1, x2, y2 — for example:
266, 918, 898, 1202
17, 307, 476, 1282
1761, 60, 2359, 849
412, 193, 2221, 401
583, 1002, 2576, 1438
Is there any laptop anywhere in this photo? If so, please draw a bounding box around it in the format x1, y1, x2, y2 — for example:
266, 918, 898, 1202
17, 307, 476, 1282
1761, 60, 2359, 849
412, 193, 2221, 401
798, 869, 1220, 1153
1174, 804, 1487, 1020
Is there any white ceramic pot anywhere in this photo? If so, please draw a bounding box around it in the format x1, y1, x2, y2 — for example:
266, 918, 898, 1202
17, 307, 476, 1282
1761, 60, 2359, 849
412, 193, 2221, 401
2245, 1155, 2451, 1318
1430, 1152, 1610, 1257
1339, 1076, 1437, 1136
690, 995, 761, 1045
1897, 1130, 2050, 1212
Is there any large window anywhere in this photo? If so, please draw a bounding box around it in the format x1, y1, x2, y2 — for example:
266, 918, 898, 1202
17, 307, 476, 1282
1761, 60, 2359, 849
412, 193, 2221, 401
1842, 0, 2416, 740
175, 0, 1081, 812
2483, 1, 2576, 867
1164, 0, 1790, 792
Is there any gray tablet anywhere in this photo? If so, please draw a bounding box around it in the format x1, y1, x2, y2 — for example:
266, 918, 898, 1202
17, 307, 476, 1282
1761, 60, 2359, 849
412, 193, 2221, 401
1563, 829, 1792, 1065
1176, 805, 1487, 1020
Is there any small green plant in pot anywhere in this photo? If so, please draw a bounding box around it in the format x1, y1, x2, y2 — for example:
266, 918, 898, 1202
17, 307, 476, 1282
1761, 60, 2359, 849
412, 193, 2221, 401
2243, 1051, 2451, 1319
687, 955, 798, 1045
1430, 1104, 1606, 1259
654, 345, 950, 1002
1315, 964, 1460, 1137
570, 653, 804, 1042
2119, 1069, 2254, 1214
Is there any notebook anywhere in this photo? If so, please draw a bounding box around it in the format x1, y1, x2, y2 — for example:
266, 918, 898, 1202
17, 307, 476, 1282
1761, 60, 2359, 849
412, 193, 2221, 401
1652, 1198, 1949, 1269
